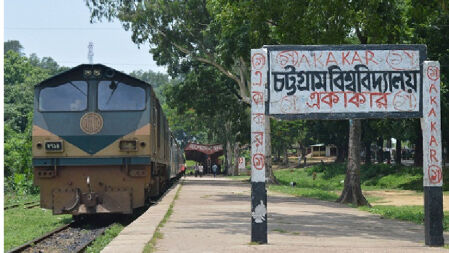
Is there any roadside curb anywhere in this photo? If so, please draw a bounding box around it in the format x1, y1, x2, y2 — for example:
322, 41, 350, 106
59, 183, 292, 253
101, 181, 182, 253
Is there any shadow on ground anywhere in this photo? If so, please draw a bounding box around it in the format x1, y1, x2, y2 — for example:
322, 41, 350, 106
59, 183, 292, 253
177, 178, 439, 244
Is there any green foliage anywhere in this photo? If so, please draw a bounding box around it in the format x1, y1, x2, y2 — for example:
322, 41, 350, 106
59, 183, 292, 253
278, 163, 448, 193
4, 42, 67, 195
4, 40, 24, 55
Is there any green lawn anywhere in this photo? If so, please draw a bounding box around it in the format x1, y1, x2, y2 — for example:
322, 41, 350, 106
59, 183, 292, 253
4, 206, 72, 251
4, 193, 40, 207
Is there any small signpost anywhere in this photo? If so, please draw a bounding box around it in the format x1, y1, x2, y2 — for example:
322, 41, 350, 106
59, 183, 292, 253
238, 157, 246, 170
250, 45, 443, 246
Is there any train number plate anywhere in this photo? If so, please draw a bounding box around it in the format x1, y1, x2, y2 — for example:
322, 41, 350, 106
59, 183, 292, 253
45, 141, 63, 152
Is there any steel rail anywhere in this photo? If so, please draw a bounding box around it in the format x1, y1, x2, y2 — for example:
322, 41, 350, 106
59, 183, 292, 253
4, 201, 40, 210
7, 222, 73, 253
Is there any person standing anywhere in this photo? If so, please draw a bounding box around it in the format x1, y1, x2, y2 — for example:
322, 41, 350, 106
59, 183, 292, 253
212, 164, 218, 178
194, 163, 199, 177
199, 164, 204, 177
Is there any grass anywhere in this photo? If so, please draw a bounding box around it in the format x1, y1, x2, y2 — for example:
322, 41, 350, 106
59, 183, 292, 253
4, 206, 72, 251
4, 193, 40, 206
143, 184, 183, 253
359, 205, 449, 231
270, 163, 449, 231
85, 223, 125, 253
226, 175, 250, 181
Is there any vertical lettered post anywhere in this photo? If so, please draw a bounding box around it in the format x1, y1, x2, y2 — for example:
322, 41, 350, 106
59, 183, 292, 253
250, 49, 267, 244
421, 61, 444, 246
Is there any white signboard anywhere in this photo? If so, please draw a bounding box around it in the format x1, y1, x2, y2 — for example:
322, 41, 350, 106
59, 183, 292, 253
251, 49, 267, 183
422, 61, 442, 187
265, 45, 426, 119
238, 157, 246, 170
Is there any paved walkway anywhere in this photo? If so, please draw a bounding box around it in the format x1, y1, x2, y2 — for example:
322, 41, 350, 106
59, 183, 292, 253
155, 176, 448, 253
102, 183, 181, 253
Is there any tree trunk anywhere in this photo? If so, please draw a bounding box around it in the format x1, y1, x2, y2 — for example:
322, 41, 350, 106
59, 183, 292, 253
283, 146, 288, 166
276, 149, 281, 162
335, 143, 345, 163
414, 128, 423, 167
395, 139, 402, 165
265, 117, 278, 184
376, 137, 383, 163
336, 119, 370, 206
233, 142, 240, 176
226, 138, 232, 176
364, 141, 371, 164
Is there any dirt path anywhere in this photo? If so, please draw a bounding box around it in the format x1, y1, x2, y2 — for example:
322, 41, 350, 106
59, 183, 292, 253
364, 190, 449, 211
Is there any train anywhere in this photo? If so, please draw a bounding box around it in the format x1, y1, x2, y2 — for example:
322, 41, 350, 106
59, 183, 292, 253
32, 64, 185, 216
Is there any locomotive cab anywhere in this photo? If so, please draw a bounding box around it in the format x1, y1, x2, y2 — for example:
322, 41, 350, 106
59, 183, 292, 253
32, 64, 173, 215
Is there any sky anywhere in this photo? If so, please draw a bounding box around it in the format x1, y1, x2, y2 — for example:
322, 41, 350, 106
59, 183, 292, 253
4, 0, 167, 74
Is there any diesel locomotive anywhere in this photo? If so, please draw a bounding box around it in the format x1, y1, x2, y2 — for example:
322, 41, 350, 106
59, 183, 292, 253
32, 64, 184, 215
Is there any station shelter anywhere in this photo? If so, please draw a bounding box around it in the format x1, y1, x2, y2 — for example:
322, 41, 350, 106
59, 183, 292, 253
184, 143, 224, 174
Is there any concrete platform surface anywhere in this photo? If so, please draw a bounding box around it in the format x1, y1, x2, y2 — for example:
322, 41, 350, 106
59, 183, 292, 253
155, 176, 448, 253
101, 182, 181, 253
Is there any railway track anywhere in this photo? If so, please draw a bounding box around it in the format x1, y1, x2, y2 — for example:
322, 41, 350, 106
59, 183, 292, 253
4, 201, 40, 210
7, 179, 181, 253
7, 218, 113, 253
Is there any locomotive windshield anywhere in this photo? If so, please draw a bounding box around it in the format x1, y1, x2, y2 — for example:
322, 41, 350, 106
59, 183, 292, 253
39, 81, 88, 111
98, 81, 145, 111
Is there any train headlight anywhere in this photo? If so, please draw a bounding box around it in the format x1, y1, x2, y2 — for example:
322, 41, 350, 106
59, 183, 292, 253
119, 140, 137, 152
83, 69, 92, 77
93, 69, 101, 77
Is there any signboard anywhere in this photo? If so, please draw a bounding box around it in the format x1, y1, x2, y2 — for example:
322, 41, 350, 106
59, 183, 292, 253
265, 45, 426, 119
422, 61, 442, 187
184, 143, 223, 155
238, 157, 246, 170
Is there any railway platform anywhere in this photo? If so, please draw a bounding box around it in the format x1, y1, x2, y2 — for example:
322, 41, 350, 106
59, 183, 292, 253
102, 176, 449, 252
154, 176, 448, 252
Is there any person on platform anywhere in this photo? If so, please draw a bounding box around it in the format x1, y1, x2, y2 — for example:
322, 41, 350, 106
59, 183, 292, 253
199, 164, 204, 177
194, 163, 199, 177
212, 164, 218, 178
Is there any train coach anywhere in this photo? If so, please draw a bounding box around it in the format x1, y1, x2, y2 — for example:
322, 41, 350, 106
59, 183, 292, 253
32, 64, 184, 216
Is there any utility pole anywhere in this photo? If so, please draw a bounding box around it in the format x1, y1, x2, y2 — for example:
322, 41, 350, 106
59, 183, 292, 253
88, 42, 94, 64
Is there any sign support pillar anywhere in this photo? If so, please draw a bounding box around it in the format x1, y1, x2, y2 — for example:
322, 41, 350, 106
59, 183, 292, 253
421, 61, 444, 246
250, 49, 268, 244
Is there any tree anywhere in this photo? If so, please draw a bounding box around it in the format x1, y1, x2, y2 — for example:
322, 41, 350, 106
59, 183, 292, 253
4, 40, 24, 55
84, 0, 353, 182
336, 120, 370, 206
163, 64, 250, 174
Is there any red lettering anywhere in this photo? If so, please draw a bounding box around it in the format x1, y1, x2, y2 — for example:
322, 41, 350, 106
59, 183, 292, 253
428, 108, 437, 117
430, 135, 438, 147
430, 96, 437, 106
365, 50, 378, 65
430, 149, 439, 163
403, 50, 415, 63
314, 52, 323, 67
431, 121, 437, 132
326, 52, 338, 66
342, 51, 350, 65
429, 84, 438, 93
299, 54, 311, 67
351, 51, 363, 64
